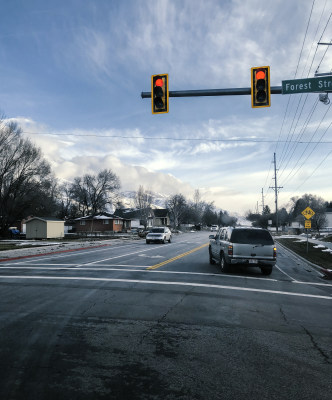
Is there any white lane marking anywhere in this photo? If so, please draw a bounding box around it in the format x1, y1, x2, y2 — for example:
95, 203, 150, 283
0, 266, 276, 280
138, 254, 164, 258
5, 243, 170, 266
275, 264, 297, 281
3, 241, 150, 265
0, 275, 331, 300
2, 237, 202, 265
294, 281, 332, 287
73, 246, 176, 267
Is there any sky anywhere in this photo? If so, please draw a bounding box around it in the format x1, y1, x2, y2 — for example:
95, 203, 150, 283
1, 0, 332, 215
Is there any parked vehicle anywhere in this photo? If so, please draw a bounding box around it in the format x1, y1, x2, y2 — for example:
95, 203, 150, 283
209, 227, 276, 275
146, 227, 172, 244
138, 229, 151, 238
211, 225, 218, 231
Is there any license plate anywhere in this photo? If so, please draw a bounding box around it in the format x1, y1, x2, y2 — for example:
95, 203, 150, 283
249, 259, 258, 264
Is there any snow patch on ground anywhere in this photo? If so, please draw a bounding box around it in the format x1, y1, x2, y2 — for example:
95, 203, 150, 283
0, 238, 130, 260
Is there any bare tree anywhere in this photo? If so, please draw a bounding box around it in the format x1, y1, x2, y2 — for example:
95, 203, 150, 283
69, 169, 120, 216
134, 185, 153, 228
0, 119, 55, 235
167, 194, 187, 228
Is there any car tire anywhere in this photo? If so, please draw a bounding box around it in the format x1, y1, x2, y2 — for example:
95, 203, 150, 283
168, 236, 172, 243
146, 240, 150, 244
261, 266, 273, 275
209, 248, 215, 264
220, 253, 230, 273
163, 237, 166, 244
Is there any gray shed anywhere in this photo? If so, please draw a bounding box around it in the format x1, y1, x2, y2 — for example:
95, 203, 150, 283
26, 217, 65, 239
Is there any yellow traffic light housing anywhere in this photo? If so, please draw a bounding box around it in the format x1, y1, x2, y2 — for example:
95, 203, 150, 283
251, 66, 271, 108
151, 74, 169, 114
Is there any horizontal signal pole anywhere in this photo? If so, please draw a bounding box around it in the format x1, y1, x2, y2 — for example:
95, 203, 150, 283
141, 86, 282, 99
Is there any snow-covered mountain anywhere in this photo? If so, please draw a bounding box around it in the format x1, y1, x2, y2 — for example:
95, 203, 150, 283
118, 190, 168, 209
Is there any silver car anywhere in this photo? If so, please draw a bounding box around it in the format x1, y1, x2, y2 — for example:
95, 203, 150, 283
146, 227, 172, 244
209, 227, 276, 275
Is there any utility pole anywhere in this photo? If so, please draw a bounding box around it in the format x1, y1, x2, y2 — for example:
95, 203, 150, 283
270, 153, 283, 233
261, 188, 265, 214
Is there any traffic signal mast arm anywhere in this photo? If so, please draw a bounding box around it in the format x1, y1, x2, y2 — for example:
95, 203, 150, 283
141, 86, 282, 98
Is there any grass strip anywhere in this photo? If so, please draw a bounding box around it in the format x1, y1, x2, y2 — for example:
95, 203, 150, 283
276, 238, 332, 269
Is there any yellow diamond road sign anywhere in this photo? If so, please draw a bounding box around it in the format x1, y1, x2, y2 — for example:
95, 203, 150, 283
302, 207, 315, 219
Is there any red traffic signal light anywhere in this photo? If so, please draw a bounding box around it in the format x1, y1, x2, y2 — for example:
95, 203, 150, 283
251, 66, 271, 108
151, 74, 169, 114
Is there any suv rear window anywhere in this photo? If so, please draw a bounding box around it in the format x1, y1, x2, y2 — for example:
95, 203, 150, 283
230, 229, 274, 245
151, 228, 165, 233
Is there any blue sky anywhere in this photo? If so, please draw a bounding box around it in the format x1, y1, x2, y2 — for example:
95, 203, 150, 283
1, 0, 331, 214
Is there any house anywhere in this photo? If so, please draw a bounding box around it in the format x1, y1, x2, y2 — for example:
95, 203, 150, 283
75, 213, 131, 234
152, 209, 170, 226
114, 209, 152, 229
114, 208, 170, 228
325, 208, 332, 229
26, 217, 65, 239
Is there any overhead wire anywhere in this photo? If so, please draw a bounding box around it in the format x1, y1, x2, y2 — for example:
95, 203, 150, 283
268, 2, 332, 206
278, 7, 331, 172
22, 130, 332, 144
263, 0, 317, 209
269, 0, 316, 180
280, 103, 332, 188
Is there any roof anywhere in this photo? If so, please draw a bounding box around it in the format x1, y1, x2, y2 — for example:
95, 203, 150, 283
75, 213, 129, 221
153, 209, 169, 218
114, 208, 153, 220
26, 217, 64, 223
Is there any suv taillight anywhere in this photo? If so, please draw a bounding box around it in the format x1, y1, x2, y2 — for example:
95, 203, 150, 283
273, 247, 277, 258
228, 245, 233, 256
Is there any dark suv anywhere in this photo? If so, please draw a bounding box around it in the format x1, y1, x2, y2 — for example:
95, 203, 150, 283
209, 227, 276, 275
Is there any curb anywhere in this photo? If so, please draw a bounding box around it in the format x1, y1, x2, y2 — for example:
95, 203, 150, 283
320, 268, 332, 279
0, 243, 111, 263
276, 241, 331, 280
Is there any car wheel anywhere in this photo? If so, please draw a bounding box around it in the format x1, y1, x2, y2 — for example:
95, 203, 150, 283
163, 237, 166, 244
168, 235, 172, 243
146, 240, 150, 244
220, 253, 230, 273
209, 248, 215, 265
261, 266, 273, 275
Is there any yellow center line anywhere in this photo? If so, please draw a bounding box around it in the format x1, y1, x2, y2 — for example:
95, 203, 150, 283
147, 243, 209, 270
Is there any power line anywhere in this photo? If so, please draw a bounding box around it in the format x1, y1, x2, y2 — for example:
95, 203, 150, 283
23, 131, 332, 144
294, 0, 316, 79
273, 0, 316, 157
278, 97, 319, 178
270, 4, 332, 201
294, 148, 332, 192
280, 104, 332, 188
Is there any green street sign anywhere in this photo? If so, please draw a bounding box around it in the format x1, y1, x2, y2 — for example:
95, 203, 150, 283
282, 76, 332, 94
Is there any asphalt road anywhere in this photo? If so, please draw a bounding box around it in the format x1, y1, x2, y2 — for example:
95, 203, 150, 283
0, 231, 331, 400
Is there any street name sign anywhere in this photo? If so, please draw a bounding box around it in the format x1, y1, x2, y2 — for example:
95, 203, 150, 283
282, 76, 332, 94
301, 207, 315, 219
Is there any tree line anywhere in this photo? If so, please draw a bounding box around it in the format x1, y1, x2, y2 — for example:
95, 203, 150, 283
246, 194, 331, 233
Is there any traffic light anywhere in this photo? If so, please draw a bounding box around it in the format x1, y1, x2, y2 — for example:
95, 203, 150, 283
151, 74, 169, 114
251, 66, 271, 108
